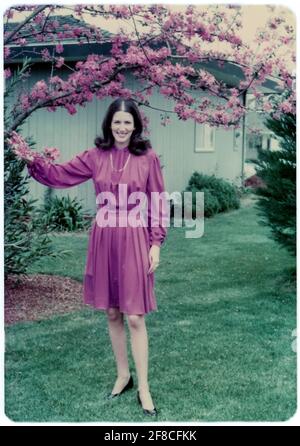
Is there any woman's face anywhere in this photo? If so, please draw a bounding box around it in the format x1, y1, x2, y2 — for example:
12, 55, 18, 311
111, 111, 135, 147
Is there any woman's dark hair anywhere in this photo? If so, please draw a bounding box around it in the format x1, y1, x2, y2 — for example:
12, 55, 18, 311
94, 98, 151, 156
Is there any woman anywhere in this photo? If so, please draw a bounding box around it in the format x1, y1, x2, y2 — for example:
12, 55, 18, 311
25, 98, 168, 417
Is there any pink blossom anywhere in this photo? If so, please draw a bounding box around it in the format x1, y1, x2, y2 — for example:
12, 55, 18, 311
73, 27, 83, 37
4, 68, 12, 79
57, 32, 66, 40
55, 43, 64, 54
51, 20, 60, 29
33, 12, 44, 24
6, 131, 35, 162
160, 86, 174, 96
65, 104, 77, 115
55, 57, 64, 68
197, 69, 218, 90
178, 75, 191, 88
41, 48, 51, 61
285, 78, 293, 88
43, 147, 60, 161
20, 94, 31, 110
74, 5, 84, 15
280, 36, 292, 45
230, 88, 240, 97
36, 34, 46, 42
4, 46, 10, 58
229, 35, 242, 46
7, 131, 60, 164
227, 96, 240, 108
253, 91, 263, 99
80, 90, 92, 102
31, 80, 48, 100
34, 80, 48, 90
279, 100, 293, 114
263, 102, 273, 112
47, 106, 57, 112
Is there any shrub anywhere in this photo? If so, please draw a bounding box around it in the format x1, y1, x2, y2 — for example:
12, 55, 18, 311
37, 193, 91, 232
253, 112, 296, 256
170, 172, 240, 222
185, 172, 240, 218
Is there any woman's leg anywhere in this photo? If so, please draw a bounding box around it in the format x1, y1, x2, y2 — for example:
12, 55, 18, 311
127, 314, 155, 410
106, 308, 131, 394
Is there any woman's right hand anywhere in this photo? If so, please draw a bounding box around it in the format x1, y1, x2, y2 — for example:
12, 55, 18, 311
13, 150, 35, 165
23, 158, 34, 166
18, 156, 34, 166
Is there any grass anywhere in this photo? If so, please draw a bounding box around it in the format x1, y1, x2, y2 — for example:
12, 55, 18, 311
5, 198, 296, 422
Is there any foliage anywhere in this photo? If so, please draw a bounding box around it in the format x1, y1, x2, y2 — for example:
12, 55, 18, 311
4, 62, 69, 276
185, 172, 240, 218
37, 193, 91, 232
253, 113, 296, 255
4, 138, 61, 276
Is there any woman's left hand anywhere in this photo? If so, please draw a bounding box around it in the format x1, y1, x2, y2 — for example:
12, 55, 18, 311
148, 245, 160, 274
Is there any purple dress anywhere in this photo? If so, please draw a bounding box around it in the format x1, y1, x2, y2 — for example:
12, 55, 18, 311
27, 146, 167, 315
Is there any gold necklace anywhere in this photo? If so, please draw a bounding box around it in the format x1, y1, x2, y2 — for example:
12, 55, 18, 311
110, 152, 131, 172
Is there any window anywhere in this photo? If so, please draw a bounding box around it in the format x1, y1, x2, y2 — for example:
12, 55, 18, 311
246, 133, 262, 152
246, 132, 280, 152
195, 123, 215, 152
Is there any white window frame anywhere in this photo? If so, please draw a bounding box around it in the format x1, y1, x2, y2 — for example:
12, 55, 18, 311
195, 123, 215, 152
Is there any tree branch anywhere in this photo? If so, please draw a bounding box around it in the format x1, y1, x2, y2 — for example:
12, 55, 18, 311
4, 5, 49, 45
5, 63, 139, 136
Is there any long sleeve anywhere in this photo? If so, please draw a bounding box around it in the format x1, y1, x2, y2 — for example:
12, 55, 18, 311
27, 149, 93, 188
146, 151, 168, 247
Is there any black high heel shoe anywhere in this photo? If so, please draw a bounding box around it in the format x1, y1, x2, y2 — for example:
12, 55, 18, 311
137, 390, 158, 416
107, 375, 134, 399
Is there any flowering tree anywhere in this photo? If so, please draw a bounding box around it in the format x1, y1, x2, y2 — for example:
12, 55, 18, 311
4, 3, 295, 138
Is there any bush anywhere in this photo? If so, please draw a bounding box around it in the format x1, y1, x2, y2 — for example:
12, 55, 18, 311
201, 187, 222, 217
185, 172, 240, 218
38, 193, 91, 231
4, 153, 54, 277
170, 172, 240, 222
253, 112, 296, 256
187, 172, 240, 211
4, 144, 65, 276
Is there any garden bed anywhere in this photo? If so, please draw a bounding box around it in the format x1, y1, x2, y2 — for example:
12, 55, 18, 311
5, 273, 84, 325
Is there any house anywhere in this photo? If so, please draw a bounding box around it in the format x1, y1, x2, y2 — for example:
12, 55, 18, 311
4, 15, 281, 214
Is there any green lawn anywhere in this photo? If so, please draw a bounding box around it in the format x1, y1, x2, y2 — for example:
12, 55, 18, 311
5, 197, 296, 422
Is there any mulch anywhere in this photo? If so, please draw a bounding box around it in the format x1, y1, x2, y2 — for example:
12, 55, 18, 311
5, 274, 85, 325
